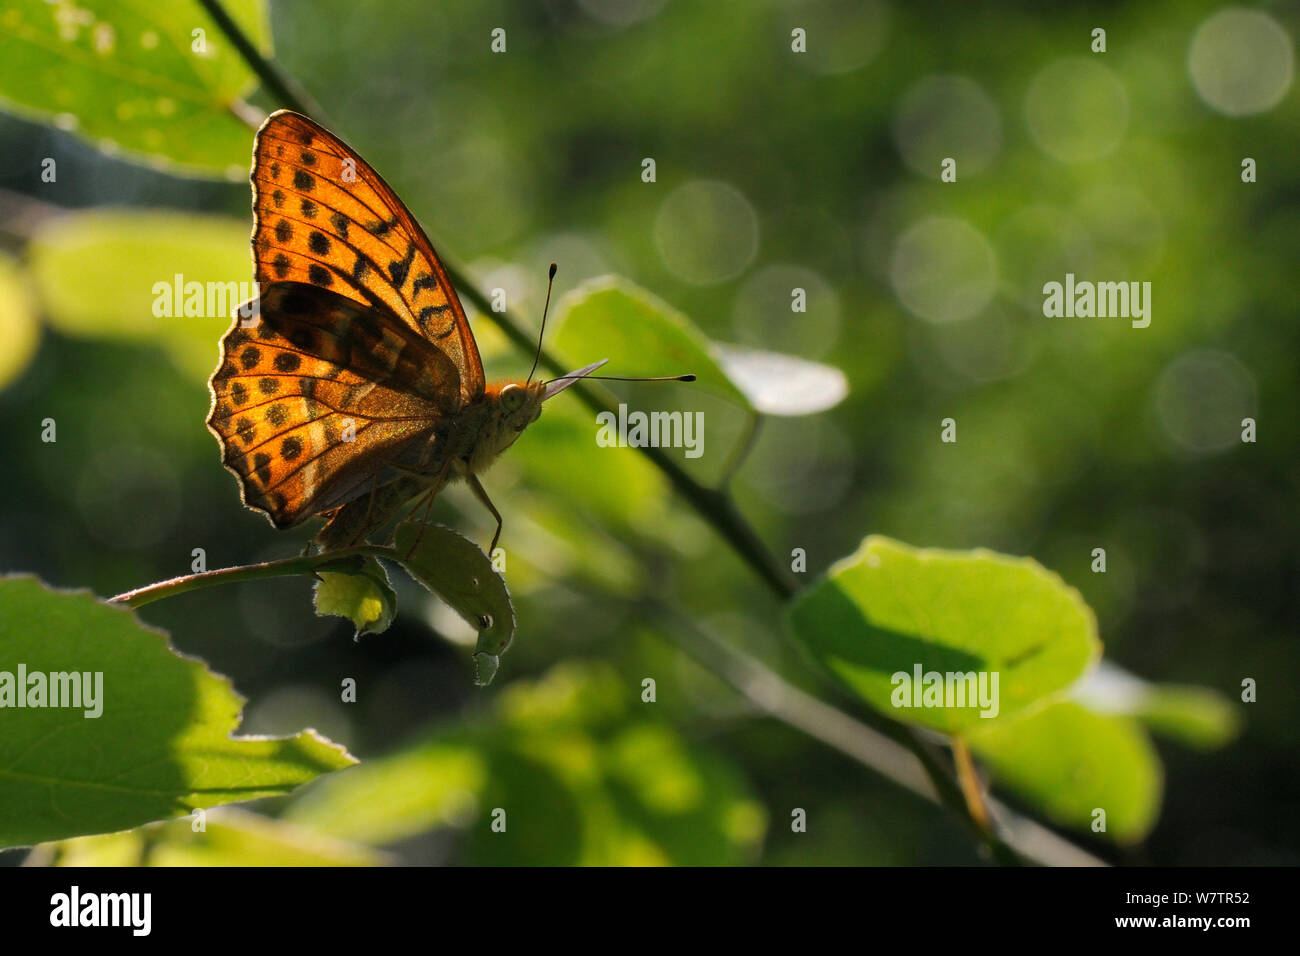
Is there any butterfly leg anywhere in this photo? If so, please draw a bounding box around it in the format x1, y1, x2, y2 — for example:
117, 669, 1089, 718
344, 468, 385, 548
397, 457, 456, 558
467, 473, 503, 557
401, 486, 440, 558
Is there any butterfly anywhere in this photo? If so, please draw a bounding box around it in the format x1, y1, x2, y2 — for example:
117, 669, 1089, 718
206, 110, 680, 554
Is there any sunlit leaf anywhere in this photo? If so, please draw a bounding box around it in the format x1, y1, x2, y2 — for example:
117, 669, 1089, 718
786, 536, 1101, 734
554, 276, 751, 409
0, 576, 355, 848
0, 0, 269, 177
38, 808, 386, 866
285, 742, 488, 847
284, 662, 765, 865
0, 253, 41, 390
27, 209, 247, 381
1134, 685, 1241, 749
969, 701, 1162, 843
314, 555, 397, 638
515, 397, 668, 529
713, 342, 848, 415
1071, 662, 1241, 749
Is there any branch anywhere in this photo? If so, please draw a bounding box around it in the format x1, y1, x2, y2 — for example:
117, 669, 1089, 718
109, 546, 391, 608
195, 0, 329, 124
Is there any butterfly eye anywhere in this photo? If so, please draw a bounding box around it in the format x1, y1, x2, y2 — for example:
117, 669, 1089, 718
499, 384, 525, 412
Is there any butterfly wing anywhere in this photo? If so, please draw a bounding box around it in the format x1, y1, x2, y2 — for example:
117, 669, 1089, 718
250, 109, 485, 402
207, 282, 462, 528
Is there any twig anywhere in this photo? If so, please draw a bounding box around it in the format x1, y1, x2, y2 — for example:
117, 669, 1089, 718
109, 547, 384, 608
194, 0, 329, 125
952, 735, 993, 833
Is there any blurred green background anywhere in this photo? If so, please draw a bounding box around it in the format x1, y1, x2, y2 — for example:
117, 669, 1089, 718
0, 0, 1296, 864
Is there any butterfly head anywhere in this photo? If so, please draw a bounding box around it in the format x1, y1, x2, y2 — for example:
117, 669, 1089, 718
496, 381, 546, 433
473, 380, 547, 469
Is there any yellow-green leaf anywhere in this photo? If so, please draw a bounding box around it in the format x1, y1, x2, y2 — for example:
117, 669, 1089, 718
0, 0, 269, 177
0, 575, 355, 849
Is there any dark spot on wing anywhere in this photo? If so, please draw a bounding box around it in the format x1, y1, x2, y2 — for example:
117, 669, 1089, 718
275, 352, 303, 373
281, 436, 303, 461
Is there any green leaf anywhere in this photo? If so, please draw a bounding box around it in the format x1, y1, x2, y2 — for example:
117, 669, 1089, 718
284, 742, 489, 847
0, 575, 355, 848
1071, 663, 1241, 749
37, 808, 386, 866
786, 536, 1101, 733
713, 343, 848, 416
27, 209, 249, 381
553, 277, 752, 410
968, 701, 1162, 843
314, 555, 397, 638
390, 524, 516, 685
0, 0, 269, 177
1134, 685, 1241, 749
517, 398, 668, 530
551, 277, 758, 484
0, 253, 41, 390
285, 662, 766, 865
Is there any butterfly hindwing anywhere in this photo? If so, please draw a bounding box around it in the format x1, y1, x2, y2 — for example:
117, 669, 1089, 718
251, 110, 485, 403
207, 282, 463, 527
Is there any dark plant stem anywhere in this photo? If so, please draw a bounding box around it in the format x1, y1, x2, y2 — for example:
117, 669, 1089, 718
195, 0, 328, 123
110, 547, 389, 608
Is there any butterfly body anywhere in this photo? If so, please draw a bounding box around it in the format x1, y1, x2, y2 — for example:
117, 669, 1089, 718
312, 379, 545, 550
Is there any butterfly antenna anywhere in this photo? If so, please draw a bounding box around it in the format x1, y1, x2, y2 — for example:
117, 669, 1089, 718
584, 373, 696, 382
547, 373, 697, 384
526, 262, 557, 386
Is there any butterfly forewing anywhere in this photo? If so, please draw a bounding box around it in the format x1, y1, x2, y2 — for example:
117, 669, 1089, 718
208, 282, 462, 527
250, 110, 484, 401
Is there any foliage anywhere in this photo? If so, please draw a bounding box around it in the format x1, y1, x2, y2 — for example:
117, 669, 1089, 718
0, 576, 353, 847
0, 0, 1282, 865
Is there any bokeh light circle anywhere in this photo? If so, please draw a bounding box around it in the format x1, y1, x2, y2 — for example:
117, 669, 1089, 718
893, 75, 1002, 178
1188, 8, 1294, 116
786, 0, 890, 75
654, 180, 759, 285
732, 263, 841, 358
890, 217, 998, 324
1025, 58, 1129, 162
1155, 349, 1257, 453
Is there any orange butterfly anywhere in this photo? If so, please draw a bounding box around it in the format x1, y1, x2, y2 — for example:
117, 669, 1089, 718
207, 110, 679, 553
